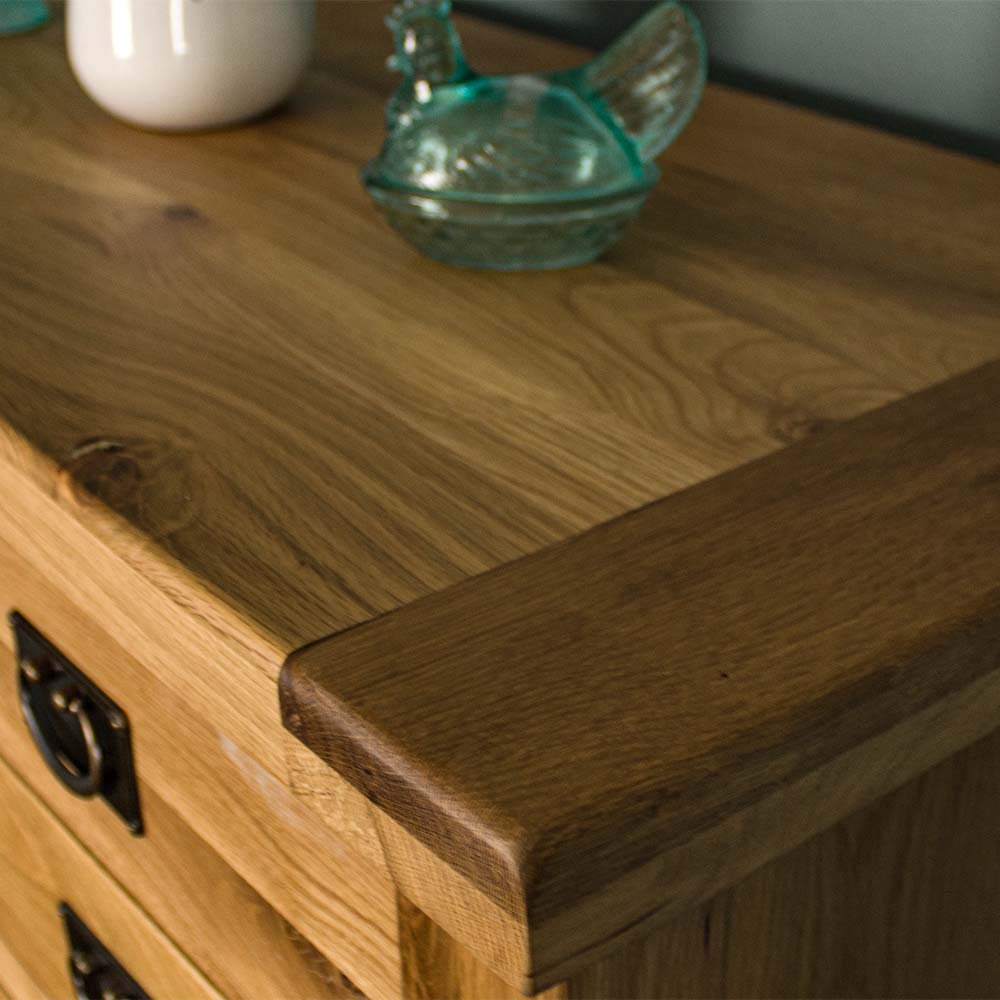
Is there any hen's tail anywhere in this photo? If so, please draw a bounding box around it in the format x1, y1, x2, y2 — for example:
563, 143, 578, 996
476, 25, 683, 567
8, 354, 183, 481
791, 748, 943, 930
581, 1, 707, 162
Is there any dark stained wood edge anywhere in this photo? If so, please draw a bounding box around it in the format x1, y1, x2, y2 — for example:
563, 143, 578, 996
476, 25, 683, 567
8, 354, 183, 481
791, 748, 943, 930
282, 361, 1000, 987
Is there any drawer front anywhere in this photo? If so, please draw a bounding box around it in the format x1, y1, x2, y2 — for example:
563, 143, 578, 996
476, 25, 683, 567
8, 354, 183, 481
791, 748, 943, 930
0, 935, 47, 1000
0, 544, 397, 1000
0, 752, 219, 1000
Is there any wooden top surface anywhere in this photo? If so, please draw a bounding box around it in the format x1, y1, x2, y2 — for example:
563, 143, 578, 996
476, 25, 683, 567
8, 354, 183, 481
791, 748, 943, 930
2, 5, 998, 672
3, 3, 1000, 987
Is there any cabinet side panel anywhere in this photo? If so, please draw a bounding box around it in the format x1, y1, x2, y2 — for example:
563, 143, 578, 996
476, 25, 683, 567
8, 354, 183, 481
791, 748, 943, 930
569, 723, 1000, 998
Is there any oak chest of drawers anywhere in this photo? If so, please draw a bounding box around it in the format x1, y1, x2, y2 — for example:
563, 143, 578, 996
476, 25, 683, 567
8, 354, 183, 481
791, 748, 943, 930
3, 4, 1000, 999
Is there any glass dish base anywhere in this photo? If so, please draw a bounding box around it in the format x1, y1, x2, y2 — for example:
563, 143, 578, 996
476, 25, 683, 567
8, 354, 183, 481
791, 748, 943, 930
368, 186, 652, 271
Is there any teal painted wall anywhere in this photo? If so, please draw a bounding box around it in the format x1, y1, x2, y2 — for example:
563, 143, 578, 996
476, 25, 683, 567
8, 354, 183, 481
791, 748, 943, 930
460, 0, 999, 157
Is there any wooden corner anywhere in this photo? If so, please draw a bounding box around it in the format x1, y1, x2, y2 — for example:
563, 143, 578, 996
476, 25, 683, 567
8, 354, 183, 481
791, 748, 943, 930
282, 361, 1000, 990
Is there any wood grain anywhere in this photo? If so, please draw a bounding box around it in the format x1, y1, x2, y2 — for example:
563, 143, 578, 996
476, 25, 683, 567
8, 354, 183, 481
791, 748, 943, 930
570, 723, 1000, 999
0, 753, 222, 1000
0, 541, 400, 1000
284, 361, 1000, 988
0, 645, 363, 1000
285, 732, 533, 986
2, 4, 999, 992
399, 896, 567, 1000
0, 937, 47, 1000
0, 5, 997, 724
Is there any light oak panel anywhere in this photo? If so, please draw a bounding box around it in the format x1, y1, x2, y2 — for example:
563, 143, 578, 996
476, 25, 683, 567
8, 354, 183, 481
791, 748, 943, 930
0, 937, 47, 1000
0, 754, 221, 1000
570, 723, 1000, 998
399, 897, 568, 1000
0, 542, 400, 1000
285, 733, 532, 989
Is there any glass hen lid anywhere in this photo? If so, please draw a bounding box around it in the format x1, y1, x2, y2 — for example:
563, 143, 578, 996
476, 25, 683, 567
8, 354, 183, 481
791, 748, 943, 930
362, 0, 707, 267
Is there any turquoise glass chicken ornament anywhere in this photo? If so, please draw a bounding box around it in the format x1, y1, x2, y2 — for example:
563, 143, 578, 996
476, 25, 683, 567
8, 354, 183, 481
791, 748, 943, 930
0, 0, 49, 35
363, 0, 707, 269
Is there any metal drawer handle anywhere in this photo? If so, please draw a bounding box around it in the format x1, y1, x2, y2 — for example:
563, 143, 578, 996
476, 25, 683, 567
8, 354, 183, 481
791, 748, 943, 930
9, 612, 143, 834
20, 666, 105, 796
60, 903, 150, 1000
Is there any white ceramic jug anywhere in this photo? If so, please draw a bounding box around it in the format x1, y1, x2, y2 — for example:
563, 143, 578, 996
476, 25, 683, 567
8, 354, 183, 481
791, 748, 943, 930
67, 0, 315, 131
